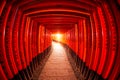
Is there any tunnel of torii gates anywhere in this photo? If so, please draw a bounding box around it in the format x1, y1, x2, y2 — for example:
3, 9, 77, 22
0, 0, 120, 80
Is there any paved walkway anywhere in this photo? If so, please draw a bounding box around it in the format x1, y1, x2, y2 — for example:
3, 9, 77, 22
38, 41, 77, 80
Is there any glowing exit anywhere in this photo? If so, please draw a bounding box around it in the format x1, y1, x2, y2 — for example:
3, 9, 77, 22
51, 33, 63, 42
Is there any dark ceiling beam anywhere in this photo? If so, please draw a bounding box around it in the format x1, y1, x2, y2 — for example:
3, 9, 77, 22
29, 12, 89, 21
12, 0, 94, 34
19, 0, 96, 12
44, 24, 75, 30
32, 17, 79, 24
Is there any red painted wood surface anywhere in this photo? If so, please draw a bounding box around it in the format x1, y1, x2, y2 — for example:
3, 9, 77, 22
0, 2, 13, 79
12, 9, 23, 71
24, 17, 30, 66
0, 65, 7, 80
0, 0, 119, 80
19, 15, 27, 69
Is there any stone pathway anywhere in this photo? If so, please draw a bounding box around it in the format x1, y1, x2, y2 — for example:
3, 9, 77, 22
38, 41, 77, 80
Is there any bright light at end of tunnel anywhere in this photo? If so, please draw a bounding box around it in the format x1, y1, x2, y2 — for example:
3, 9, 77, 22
56, 33, 62, 41
51, 33, 63, 42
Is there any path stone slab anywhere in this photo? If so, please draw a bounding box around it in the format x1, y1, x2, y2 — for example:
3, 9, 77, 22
39, 42, 77, 80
